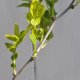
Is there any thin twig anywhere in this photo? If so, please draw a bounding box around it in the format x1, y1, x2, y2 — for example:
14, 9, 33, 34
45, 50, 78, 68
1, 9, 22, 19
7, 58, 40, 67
12, 0, 76, 79
32, 42, 37, 80
56, 0, 75, 19
12, 57, 33, 80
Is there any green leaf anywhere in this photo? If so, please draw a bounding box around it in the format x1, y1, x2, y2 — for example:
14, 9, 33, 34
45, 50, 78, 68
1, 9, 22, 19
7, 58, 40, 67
45, 0, 53, 8
5, 42, 16, 53
14, 23, 19, 36
5, 42, 13, 48
45, 0, 58, 17
5, 34, 19, 42
30, 1, 45, 18
17, 3, 30, 7
19, 30, 25, 39
27, 12, 33, 23
16, 25, 33, 46
11, 53, 18, 60
29, 29, 37, 51
36, 28, 44, 42
44, 10, 51, 20
11, 63, 16, 69
29, 33, 37, 47
31, 18, 41, 26
27, 12, 41, 26
19, 25, 33, 39
10, 46, 16, 53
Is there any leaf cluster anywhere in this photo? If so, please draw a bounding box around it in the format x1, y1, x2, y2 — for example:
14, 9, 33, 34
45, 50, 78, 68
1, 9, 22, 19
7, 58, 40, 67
5, 0, 58, 74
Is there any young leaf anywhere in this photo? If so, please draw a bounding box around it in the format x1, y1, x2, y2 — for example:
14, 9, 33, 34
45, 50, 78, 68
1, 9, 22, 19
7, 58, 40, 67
29, 29, 37, 52
29, 33, 37, 47
5, 42, 13, 48
27, 12, 33, 23
14, 23, 19, 36
19, 30, 25, 39
10, 46, 16, 53
5, 42, 16, 53
19, 25, 33, 39
45, 0, 53, 8
31, 18, 41, 26
11, 63, 16, 69
36, 28, 44, 42
30, 0, 45, 18
27, 12, 41, 26
16, 25, 33, 46
11, 53, 18, 61
5, 34, 19, 42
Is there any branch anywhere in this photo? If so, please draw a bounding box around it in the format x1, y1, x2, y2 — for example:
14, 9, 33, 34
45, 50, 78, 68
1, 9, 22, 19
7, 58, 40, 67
73, 0, 80, 7
56, 0, 75, 19
12, 57, 33, 80
12, 0, 76, 79
37, 0, 75, 52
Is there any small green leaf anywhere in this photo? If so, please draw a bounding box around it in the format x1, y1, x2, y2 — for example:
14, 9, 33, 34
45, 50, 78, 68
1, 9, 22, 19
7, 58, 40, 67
5, 42, 13, 48
44, 10, 51, 20
11, 63, 16, 69
11, 53, 18, 60
19, 30, 25, 39
10, 46, 16, 53
27, 12, 33, 23
36, 28, 44, 42
17, 3, 30, 7
29, 33, 37, 46
29, 29, 37, 52
14, 23, 19, 36
31, 18, 41, 26
5, 34, 19, 42
19, 25, 33, 39
17, 25, 33, 46
45, 0, 53, 8
5, 43, 16, 53
30, 0, 45, 18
